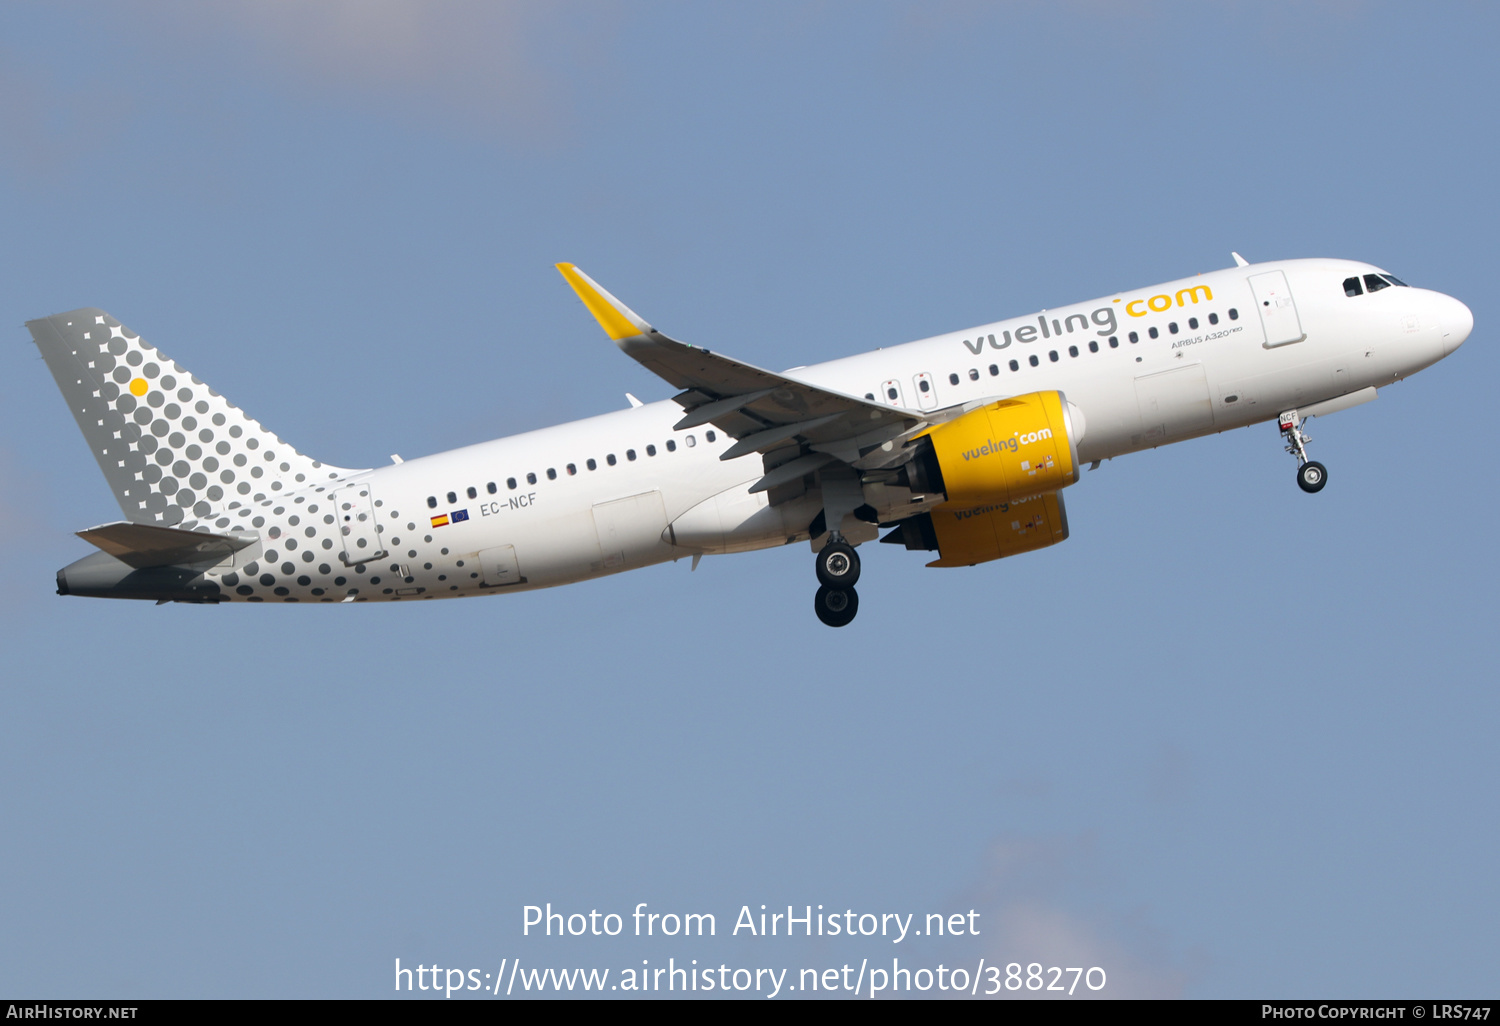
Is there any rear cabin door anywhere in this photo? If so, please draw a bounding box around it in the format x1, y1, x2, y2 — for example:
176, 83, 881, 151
1248, 270, 1306, 348
334, 485, 387, 566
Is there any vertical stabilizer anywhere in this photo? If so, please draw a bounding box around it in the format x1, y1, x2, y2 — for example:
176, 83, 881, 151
28, 308, 361, 526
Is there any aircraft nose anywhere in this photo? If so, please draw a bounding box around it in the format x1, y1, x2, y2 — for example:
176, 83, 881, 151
1439, 293, 1473, 354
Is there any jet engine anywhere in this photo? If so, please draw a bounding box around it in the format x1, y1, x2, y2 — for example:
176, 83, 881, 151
883, 391, 1080, 566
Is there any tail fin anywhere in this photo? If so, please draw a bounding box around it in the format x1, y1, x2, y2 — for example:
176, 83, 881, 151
28, 308, 359, 526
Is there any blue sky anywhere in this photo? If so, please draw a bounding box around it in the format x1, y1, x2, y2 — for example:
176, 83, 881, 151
1, 1, 1496, 998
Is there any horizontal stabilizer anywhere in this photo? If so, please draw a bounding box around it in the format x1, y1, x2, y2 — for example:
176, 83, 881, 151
77, 521, 253, 569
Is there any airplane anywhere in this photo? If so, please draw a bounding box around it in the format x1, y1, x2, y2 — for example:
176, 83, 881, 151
30, 254, 1472, 626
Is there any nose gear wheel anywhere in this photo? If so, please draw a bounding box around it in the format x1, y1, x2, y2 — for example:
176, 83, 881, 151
1297, 461, 1327, 493
1279, 410, 1329, 494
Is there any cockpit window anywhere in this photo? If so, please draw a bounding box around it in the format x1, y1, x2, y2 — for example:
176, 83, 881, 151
1343, 276, 1363, 297
1382, 274, 1409, 287
1364, 273, 1391, 293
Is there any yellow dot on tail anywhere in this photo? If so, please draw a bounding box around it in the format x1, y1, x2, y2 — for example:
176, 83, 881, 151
129, 378, 148, 397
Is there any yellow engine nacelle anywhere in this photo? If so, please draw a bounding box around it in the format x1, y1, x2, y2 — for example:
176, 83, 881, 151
882, 391, 1080, 567
924, 390, 1080, 507
924, 492, 1069, 567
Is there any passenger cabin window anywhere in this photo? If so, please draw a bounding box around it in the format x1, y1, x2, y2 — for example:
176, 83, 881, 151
626, 450, 636, 461
446, 491, 457, 504
487, 482, 497, 494
706, 430, 717, 442
606, 453, 617, 466
1028, 355, 1039, 367
507, 477, 517, 490
1088, 341, 1098, 353
685, 435, 697, 447
918, 379, 930, 393
1344, 277, 1363, 297
948, 373, 959, 386
586, 459, 597, 470
1188, 317, 1198, 329
1049, 350, 1059, 362
1109, 336, 1119, 348
1128, 331, 1139, 343
989, 364, 999, 376
467, 486, 477, 499
969, 368, 979, 381
666, 440, 676, 452
646, 444, 656, 456
566, 463, 576, 476
427, 496, 437, 508
886, 387, 898, 401
1009, 359, 1019, 371
527, 472, 537, 484
1208, 313, 1219, 325
1229, 308, 1239, 320
546, 468, 557, 480
1148, 327, 1159, 339
1168, 322, 1178, 334
865, 393, 875, 400
1068, 345, 1078, 357
1364, 273, 1391, 293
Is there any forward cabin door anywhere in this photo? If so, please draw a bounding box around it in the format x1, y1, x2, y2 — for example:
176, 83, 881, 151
1249, 270, 1306, 348
334, 484, 387, 566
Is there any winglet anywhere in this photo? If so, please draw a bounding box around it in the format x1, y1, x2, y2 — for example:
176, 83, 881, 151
555, 263, 653, 341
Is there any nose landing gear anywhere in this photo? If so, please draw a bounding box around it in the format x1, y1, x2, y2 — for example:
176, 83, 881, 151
1279, 410, 1328, 494
813, 534, 861, 626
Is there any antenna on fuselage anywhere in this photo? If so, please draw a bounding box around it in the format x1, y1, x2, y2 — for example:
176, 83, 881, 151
1232, 252, 1250, 267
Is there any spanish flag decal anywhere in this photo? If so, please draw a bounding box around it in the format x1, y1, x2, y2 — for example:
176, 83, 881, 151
430, 514, 450, 528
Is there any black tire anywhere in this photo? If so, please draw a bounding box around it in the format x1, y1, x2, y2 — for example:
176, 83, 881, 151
815, 540, 861, 588
1297, 461, 1328, 494
814, 585, 859, 627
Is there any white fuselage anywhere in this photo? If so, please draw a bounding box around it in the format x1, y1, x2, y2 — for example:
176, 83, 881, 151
212, 258, 1470, 603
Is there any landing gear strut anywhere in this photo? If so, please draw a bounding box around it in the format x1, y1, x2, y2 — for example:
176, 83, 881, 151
1279, 410, 1328, 494
813, 533, 860, 626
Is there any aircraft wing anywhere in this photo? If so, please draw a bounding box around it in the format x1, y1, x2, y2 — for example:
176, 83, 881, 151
556, 264, 928, 478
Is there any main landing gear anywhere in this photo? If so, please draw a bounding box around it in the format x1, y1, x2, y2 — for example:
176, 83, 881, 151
813, 535, 861, 627
1279, 409, 1328, 494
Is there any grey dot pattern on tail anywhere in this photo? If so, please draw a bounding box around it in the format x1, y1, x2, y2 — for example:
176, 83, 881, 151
28, 308, 357, 527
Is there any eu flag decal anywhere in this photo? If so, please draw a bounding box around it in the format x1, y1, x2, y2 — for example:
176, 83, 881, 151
451, 509, 469, 523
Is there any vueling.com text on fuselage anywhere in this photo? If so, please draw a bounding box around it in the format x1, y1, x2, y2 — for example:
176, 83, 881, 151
957, 284, 1213, 354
